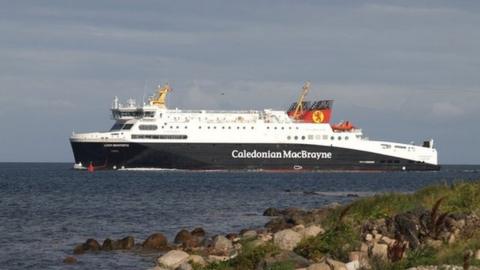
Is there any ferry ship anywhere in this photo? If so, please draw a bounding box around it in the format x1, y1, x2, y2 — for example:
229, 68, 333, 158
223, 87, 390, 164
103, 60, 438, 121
70, 82, 439, 171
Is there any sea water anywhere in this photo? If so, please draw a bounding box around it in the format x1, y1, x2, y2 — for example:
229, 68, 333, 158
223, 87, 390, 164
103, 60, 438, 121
0, 163, 479, 269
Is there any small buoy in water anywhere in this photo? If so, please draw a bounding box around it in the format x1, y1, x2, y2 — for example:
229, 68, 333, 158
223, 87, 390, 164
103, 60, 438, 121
113, 165, 117, 170
293, 165, 303, 170
87, 162, 94, 172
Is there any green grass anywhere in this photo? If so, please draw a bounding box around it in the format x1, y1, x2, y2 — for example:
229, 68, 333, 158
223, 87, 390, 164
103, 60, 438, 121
294, 223, 361, 262
322, 181, 480, 227
198, 181, 480, 270
196, 240, 281, 270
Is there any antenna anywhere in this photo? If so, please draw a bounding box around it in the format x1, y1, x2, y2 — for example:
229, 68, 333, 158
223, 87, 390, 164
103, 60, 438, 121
142, 79, 148, 105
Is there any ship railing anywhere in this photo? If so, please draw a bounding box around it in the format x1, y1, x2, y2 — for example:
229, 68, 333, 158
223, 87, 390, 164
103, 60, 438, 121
168, 109, 261, 114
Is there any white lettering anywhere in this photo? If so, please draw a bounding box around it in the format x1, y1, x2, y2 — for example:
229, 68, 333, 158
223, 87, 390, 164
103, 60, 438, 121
231, 149, 332, 160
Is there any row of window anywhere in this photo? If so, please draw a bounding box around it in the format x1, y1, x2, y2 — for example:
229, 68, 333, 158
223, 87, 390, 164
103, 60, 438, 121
381, 144, 414, 150
137, 125, 302, 130
110, 123, 134, 131
131, 134, 188, 140
139, 124, 158, 130
112, 111, 155, 118
379, 160, 424, 164
380, 160, 400, 164
287, 135, 350, 141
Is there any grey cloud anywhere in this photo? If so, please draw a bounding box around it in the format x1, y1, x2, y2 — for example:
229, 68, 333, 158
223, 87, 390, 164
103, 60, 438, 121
0, 0, 479, 163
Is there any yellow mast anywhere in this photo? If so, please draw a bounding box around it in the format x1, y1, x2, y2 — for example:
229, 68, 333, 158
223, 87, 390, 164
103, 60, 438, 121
150, 83, 171, 107
292, 81, 311, 119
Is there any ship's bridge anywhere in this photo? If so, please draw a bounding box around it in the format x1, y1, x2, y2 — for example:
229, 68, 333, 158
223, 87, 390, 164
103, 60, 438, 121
111, 97, 157, 120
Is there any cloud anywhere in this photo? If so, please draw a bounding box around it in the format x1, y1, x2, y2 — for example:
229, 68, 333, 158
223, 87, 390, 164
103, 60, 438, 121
1, 1, 480, 162
431, 102, 465, 118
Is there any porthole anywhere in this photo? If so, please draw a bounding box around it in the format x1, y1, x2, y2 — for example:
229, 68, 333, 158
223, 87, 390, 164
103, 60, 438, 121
338, 136, 342, 140
251, 127, 254, 129
287, 136, 291, 140
294, 136, 298, 140
213, 126, 216, 129
345, 136, 349, 140
331, 136, 335, 140
301, 136, 305, 140
243, 126, 246, 129
274, 127, 277, 130
198, 126, 202, 129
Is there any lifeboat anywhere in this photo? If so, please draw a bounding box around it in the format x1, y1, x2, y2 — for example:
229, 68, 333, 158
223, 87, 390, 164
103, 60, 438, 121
331, 121, 356, 132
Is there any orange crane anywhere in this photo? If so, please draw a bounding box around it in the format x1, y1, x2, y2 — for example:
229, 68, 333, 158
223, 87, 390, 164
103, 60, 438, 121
291, 81, 311, 120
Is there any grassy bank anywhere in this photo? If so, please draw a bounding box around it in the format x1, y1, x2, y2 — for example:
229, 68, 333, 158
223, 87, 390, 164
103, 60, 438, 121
198, 181, 480, 270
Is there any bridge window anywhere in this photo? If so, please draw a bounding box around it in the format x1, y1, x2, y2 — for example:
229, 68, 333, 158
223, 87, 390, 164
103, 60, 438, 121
110, 123, 124, 131
122, 124, 134, 130
143, 111, 155, 118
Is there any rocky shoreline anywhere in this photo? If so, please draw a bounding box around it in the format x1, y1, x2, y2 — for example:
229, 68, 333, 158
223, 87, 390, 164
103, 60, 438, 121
67, 182, 480, 270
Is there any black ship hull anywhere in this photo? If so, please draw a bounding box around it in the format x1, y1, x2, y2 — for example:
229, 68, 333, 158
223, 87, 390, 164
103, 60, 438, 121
70, 142, 440, 171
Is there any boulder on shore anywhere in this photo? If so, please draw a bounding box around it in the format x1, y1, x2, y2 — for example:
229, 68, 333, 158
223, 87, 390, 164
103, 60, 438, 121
191, 227, 206, 238
304, 225, 324, 238
211, 235, 233, 255
73, 238, 101, 254
307, 263, 331, 270
117, 236, 135, 250
187, 254, 206, 266
143, 233, 168, 250
174, 230, 192, 244
259, 250, 310, 269
102, 238, 114, 251
273, 229, 302, 251
157, 250, 190, 269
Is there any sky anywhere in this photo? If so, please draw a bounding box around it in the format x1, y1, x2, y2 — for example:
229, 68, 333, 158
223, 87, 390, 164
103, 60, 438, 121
0, 0, 479, 164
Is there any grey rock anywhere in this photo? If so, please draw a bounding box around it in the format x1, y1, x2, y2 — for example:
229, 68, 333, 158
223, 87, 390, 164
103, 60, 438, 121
157, 250, 190, 269
273, 229, 302, 251
211, 235, 233, 255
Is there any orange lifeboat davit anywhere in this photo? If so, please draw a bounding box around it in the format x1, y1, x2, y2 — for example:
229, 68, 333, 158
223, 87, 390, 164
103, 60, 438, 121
331, 121, 356, 132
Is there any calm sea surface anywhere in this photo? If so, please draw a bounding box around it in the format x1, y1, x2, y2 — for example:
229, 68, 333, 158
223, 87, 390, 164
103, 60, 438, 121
0, 163, 479, 269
